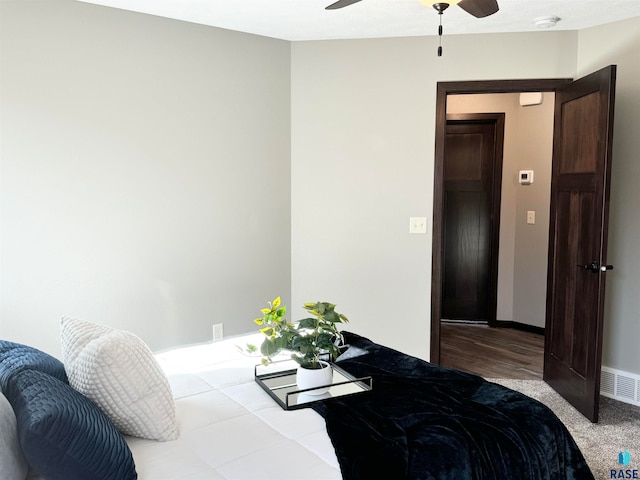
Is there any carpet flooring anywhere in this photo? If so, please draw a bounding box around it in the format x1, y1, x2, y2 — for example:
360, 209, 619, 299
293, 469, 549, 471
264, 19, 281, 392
489, 379, 640, 479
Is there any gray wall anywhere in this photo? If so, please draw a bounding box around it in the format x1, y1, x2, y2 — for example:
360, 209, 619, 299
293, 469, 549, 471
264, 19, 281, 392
291, 32, 577, 360
512, 94, 555, 329
577, 18, 640, 373
0, 0, 292, 355
291, 20, 639, 376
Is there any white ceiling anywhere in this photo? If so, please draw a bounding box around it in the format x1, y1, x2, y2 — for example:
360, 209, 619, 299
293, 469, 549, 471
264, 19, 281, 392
77, 0, 640, 42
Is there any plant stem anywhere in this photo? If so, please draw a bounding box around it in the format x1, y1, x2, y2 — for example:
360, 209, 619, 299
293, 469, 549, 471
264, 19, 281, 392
313, 316, 319, 368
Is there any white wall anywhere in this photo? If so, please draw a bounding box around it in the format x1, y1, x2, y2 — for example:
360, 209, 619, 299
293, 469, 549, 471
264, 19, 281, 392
291, 32, 577, 360
577, 17, 640, 374
0, 0, 292, 355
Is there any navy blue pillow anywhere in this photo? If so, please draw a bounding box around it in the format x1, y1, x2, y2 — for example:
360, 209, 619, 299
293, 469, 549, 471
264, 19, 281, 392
0, 340, 68, 392
7, 369, 137, 480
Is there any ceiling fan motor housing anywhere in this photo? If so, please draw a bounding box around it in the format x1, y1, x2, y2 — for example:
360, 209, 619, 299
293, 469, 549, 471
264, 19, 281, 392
432, 2, 452, 14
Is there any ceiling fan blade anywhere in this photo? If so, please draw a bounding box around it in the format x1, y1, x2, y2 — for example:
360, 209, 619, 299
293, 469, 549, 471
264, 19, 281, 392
458, 0, 499, 18
325, 0, 363, 10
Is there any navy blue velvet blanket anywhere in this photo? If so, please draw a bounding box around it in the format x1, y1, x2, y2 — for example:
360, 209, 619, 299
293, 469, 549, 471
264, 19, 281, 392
311, 332, 594, 480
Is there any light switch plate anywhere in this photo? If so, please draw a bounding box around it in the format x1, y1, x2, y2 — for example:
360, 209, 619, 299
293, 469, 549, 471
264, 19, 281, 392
409, 217, 427, 234
527, 211, 536, 225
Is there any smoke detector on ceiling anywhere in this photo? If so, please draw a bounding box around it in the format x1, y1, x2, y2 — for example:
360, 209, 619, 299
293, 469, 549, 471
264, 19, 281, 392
534, 16, 561, 29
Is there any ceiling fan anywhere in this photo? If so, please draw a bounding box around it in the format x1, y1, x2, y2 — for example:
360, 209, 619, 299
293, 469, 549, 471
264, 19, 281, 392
325, 0, 500, 56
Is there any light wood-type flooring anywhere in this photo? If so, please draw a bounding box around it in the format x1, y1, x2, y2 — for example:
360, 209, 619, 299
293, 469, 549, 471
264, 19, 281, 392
440, 323, 544, 380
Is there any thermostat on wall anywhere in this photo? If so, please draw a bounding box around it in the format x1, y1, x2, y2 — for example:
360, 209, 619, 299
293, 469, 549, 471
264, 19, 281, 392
519, 170, 534, 185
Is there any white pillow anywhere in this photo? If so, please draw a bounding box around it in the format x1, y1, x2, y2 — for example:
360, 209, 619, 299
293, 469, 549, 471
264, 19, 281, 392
0, 391, 28, 480
60, 317, 178, 441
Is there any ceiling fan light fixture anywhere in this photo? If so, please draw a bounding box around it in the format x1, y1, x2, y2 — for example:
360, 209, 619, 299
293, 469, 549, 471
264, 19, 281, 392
423, 0, 462, 57
418, 0, 462, 7
418, 0, 462, 12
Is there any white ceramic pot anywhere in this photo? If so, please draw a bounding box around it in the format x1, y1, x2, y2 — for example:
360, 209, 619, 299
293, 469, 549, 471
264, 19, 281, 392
296, 361, 333, 395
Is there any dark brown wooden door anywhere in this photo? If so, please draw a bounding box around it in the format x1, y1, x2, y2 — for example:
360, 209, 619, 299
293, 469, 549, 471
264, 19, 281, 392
544, 65, 617, 423
442, 115, 503, 323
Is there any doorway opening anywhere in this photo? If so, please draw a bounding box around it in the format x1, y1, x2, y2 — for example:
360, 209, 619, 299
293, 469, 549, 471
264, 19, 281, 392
440, 91, 554, 378
431, 79, 572, 367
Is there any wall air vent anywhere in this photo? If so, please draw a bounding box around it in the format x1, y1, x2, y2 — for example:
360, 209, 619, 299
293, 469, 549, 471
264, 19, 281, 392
600, 367, 640, 406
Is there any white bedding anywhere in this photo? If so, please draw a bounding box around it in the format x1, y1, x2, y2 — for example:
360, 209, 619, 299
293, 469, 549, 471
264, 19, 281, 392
126, 334, 341, 480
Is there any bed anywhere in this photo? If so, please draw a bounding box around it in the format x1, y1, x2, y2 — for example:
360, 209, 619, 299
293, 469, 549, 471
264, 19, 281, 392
1, 319, 594, 480
126, 332, 342, 480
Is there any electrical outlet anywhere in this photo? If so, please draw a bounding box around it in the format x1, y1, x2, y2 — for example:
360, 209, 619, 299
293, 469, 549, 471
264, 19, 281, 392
213, 323, 223, 342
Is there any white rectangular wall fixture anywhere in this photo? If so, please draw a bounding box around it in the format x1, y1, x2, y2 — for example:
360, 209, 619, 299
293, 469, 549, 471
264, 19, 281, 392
519, 92, 543, 106
213, 324, 224, 342
527, 211, 536, 225
519, 170, 534, 185
409, 217, 427, 234
600, 366, 640, 406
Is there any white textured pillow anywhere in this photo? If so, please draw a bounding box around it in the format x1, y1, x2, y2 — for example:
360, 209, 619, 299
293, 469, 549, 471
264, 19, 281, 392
60, 317, 178, 441
0, 391, 28, 480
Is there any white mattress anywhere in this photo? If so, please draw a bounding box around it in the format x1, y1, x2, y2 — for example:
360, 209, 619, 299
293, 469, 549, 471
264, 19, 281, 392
126, 334, 341, 479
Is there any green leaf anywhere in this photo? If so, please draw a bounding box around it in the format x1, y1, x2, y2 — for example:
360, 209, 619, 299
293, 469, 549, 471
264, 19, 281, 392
261, 339, 279, 357
274, 336, 291, 351
290, 335, 312, 349
297, 317, 317, 329
324, 311, 339, 322
316, 332, 335, 347
260, 326, 274, 337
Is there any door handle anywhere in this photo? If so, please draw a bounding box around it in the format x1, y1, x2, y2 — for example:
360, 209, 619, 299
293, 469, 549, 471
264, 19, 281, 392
578, 262, 599, 273
577, 262, 614, 273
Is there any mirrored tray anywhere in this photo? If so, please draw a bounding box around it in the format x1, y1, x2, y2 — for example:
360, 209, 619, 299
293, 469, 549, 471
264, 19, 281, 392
255, 359, 372, 410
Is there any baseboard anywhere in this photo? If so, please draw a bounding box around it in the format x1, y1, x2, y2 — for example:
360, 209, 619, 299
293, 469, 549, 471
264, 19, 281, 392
441, 319, 488, 326
600, 366, 640, 406
493, 320, 545, 336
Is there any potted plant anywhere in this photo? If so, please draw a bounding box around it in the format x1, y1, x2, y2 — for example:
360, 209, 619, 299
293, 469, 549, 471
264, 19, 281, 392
251, 297, 349, 394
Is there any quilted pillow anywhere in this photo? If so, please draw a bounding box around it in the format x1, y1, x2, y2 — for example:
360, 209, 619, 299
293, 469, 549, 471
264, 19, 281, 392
0, 391, 28, 480
6, 369, 137, 480
0, 340, 68, 393
60, 317, 178, 441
